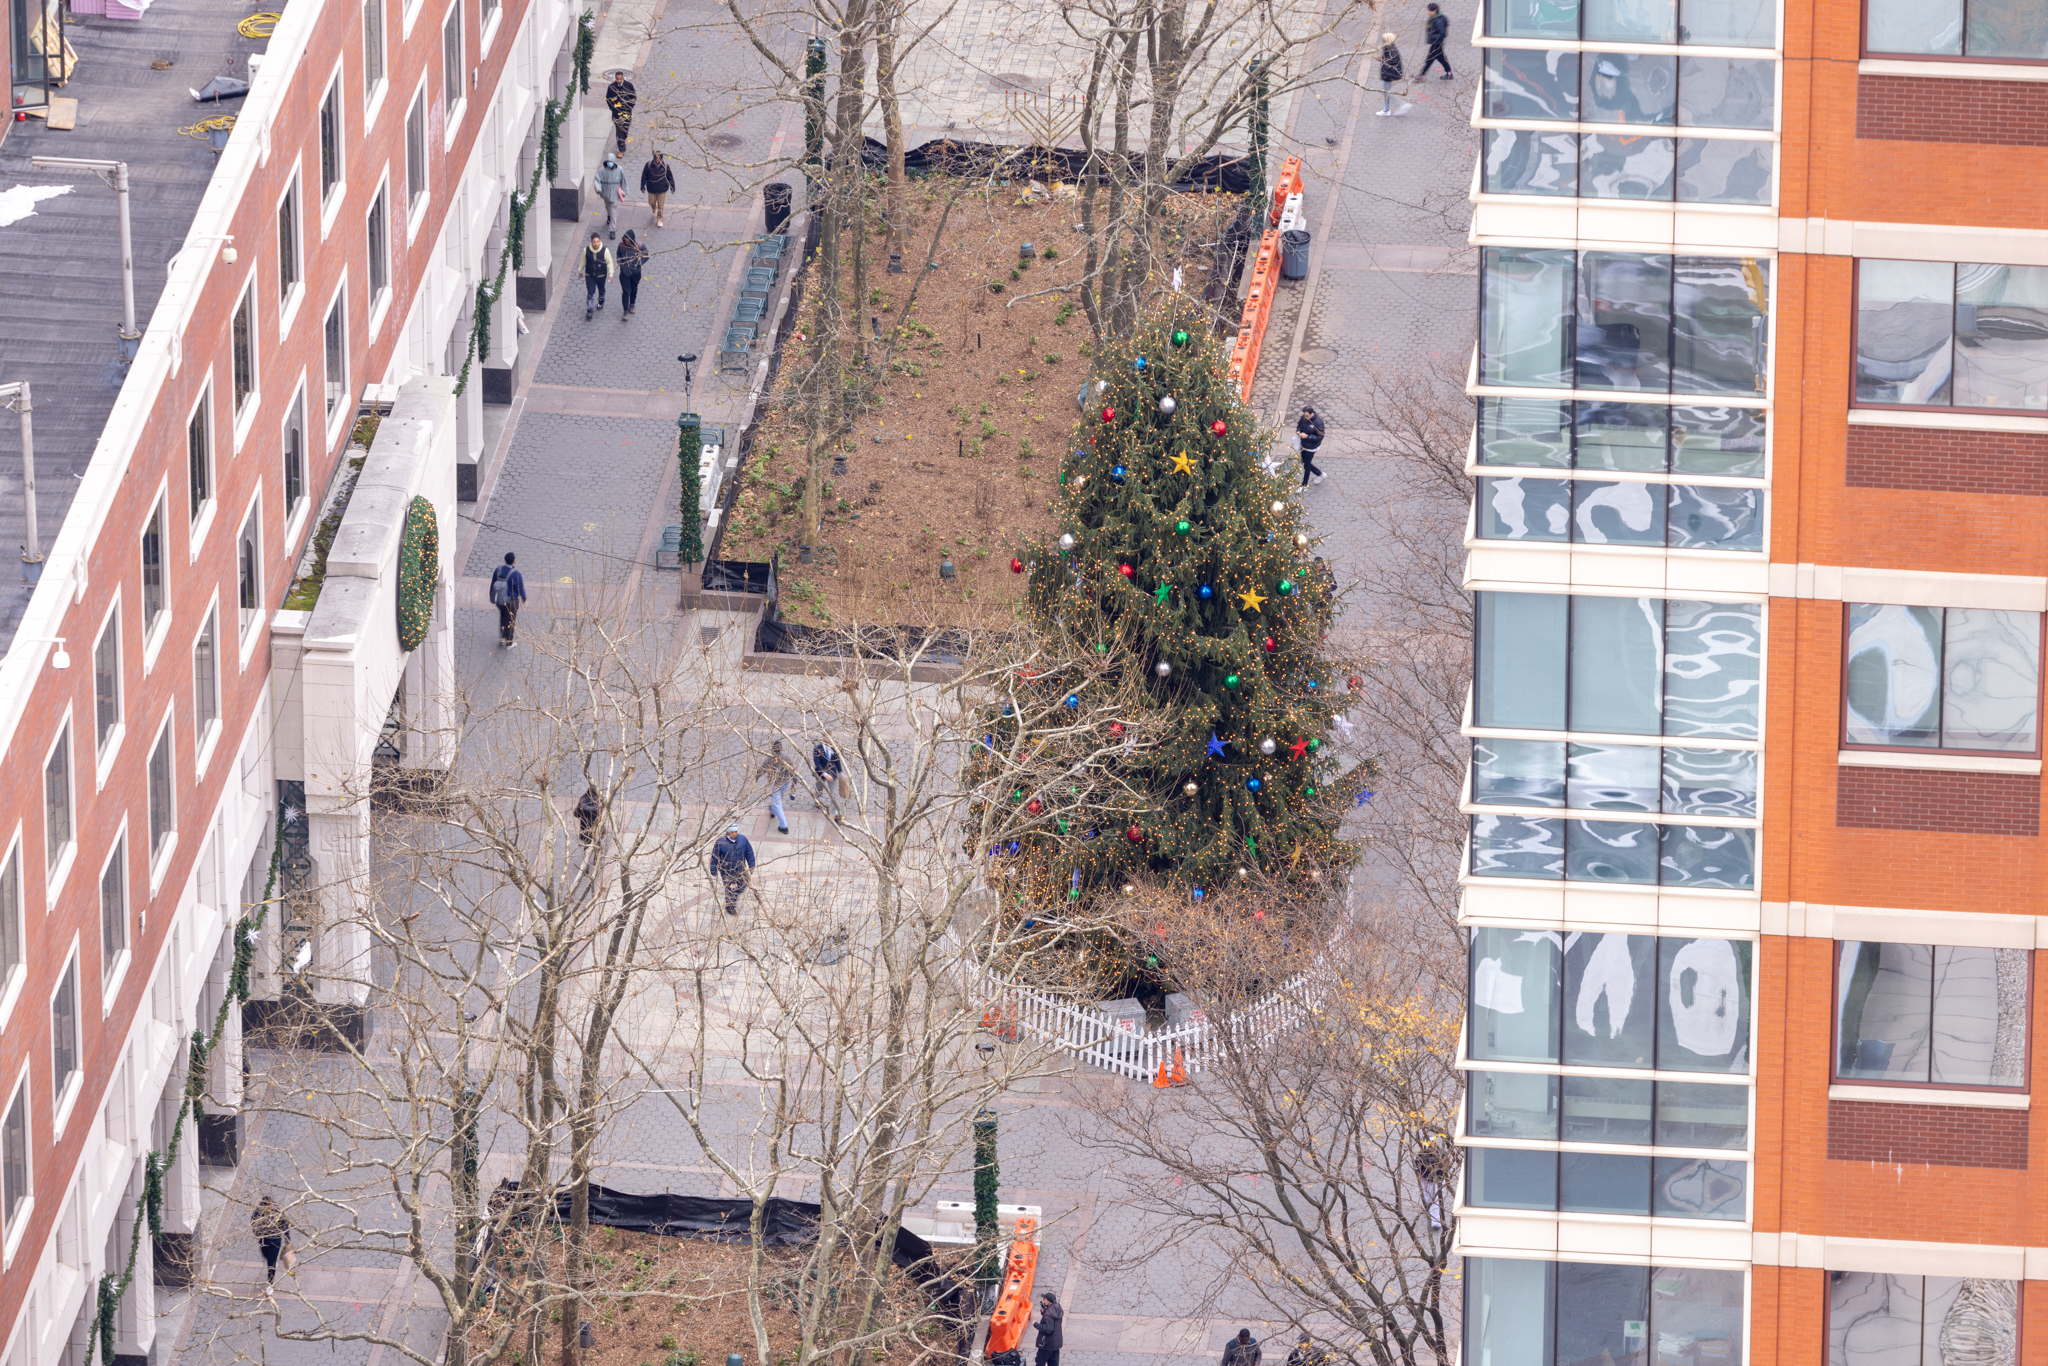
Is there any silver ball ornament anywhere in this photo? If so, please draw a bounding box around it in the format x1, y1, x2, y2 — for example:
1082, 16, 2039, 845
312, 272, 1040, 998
1159, 395, 1177, 415
1155, 660, 1172, 678
1236, 867, 1249, 880
1259, 737, 1277, 756
1271, 500, 1286, 514
1096, 379, 1109, 393
1183, 781, 1198, 797
1074, 475, 1088, 489
1295, 533, 1309, 549
1122, 883, 1136, 896
1059, 533, 1076, 551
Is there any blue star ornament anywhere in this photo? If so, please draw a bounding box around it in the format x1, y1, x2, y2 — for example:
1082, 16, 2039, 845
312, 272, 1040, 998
1207, 732, 1226, 757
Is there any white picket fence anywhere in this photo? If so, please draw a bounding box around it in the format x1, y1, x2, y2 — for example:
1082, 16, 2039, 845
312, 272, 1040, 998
975, 968, 1323, 1081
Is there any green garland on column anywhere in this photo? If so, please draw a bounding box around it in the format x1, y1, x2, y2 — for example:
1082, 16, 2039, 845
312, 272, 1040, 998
396, 497, 439, 651
972, 1112, 1000, 1286
677, 416, 704, 565
87, 804, 293, 1365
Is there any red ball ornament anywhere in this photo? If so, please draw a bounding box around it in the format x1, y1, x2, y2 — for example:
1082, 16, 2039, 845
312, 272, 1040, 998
1126, 826, 1144, 843
1010, 557, 1025, 573
1109, 722, 1125, 737
1263, 637, 1276, 653
1210, 419, 1228, 436
1101, 407, 1116, 423
1026, 799, 1043, 814
1119, 563, 1135, 579
1254, 910, 1265, 921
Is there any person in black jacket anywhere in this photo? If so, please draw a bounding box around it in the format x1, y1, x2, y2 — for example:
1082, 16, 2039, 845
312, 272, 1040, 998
1419, 4, 1454, 79
575, 784, 601, 845
604, 72, 636, 154
1295, 405, 1327, 487
1374, 33, 1409, 115
1034, 1293, 1065, 1366
811, 742, 844, 819
710, 824, 755, 914
580, 233, 615, 321
640, 150, 674, 228
617, 230, 648, 318
1222, 1330, 1262, 1366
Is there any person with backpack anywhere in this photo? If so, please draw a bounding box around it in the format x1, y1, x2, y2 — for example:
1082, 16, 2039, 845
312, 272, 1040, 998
489, 551, 527, 646
1419, 3, 1454, 79
710, 823, 755, 914
604, 71, 637, 155
617, 230, 648, 319
581, 233, 616, 321
639, 150, 675, 228
252, 1196, 293, 1284
1295, 405, 1327, 486
1374, 33, 1410, 115
811, 742, 845, 819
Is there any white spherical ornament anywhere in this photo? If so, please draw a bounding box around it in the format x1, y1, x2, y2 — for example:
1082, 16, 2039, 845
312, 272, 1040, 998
1059, 533, 1076, 551
1183, 781, 1198, 797
1295, 533, 1309, 549
1121, 883, 1136, 896
1236, 866, 1249, 880
1259, 737, 1277, 756
1154, 660, 1172, 678
1096, 380, 1109, 393
1074, 475, 1088, 489
1271, 500, 1286, 514
1159, 396, 1177, 415
1309, 869, 1325, 884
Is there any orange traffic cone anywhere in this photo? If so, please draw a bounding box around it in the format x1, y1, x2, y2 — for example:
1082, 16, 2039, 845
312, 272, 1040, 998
1153, 1056, 1171, 1089
1167, 1047, 1189, 1087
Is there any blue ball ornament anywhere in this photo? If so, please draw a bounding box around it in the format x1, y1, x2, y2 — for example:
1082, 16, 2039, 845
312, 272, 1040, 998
1112, 465, 1127, 483
1247, 778, 1262, 792
1065, 694, 1080, 709
1192, 888, 1206, 901
1198, 584, 1213, 600
1134, 356, 1148, 370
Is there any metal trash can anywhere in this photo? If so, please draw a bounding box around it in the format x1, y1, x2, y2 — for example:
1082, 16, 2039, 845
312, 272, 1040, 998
1280, 228, 1312, 280
764, 182, 793, 235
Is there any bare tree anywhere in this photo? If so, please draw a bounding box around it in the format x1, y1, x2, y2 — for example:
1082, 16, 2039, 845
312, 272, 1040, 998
1077, 880, 1461, 1366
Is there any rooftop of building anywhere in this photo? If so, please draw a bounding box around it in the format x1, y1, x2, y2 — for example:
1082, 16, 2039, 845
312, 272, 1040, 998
0, 0, 262, 647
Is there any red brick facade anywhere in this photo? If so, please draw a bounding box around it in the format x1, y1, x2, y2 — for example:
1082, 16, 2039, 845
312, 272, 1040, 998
1827, 1099, 2031, 1169
1855, 74, 2048, 148
1834, 765, 2041, 837
1845, 425, 2048, 497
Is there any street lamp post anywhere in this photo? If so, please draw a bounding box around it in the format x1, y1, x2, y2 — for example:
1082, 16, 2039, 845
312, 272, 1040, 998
0, 383, 41, 579
30, 158, 140, 361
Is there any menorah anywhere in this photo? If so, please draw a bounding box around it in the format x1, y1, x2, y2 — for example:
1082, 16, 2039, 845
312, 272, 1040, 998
1002, 87, 1082, 183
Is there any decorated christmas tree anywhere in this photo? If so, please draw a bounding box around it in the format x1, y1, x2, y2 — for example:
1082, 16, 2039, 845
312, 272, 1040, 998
976, 308, 1361, 921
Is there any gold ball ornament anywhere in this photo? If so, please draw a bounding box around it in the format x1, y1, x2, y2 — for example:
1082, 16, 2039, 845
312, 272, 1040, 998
1295, 533, 1309, 549
1183, 780, 1198, 797
1271, 500, 1286, 514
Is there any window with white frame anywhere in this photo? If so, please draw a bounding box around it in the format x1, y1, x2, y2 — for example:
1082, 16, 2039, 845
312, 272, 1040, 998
92, 608, 120, 753
442, 4, 463, 114
368, 185, 390, 302
320, 79, 344, 202
283, 389, 306, 513
238, 502, 261, 637
278, 178, 302, 307
1, 1080, 26, 1240
324, 294, 348, 420
99, 838, 127, 977
43, 727, 70, 873
147, 726, 174, 859
0, 846, 19, 990
231, 284, 257, 415
141, 497, 166, 634
194, 609, 219, 739
406, 88, 429, 209
363, 0, 386, 95
1842, 604, 2042, 756
188, 392, 213, 522
50, 957, 77, 1103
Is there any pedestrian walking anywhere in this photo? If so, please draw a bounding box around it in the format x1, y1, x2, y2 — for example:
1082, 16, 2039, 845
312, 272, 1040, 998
1223, 1330, 1262, 1366
640, 149, 674, 227
575, 784, 601, 846
1414, 1132, 1453, 1229
1374, 33, 1410, 115
811, 742, 845, 817
252, 1196, 293, 1284
616, 230, 648, 318
1419, 3, 1455, 79
594, 154, 627, 238
489, 551, 527, 646
580, 233, 615, 321
1034, 1293, 1065, 1366
604, 71, 636, 155
757, 739, 798, 833
1296, 405, 1327, 486
710, 823, 755, 914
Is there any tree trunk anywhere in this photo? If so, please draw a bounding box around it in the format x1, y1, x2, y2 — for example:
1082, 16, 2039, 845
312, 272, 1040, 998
876, 1, 906, 264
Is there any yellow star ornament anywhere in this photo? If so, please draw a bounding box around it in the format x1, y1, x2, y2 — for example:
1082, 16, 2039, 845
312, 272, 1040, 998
1239, 587, 1267, 612
1171, 451, 1195, 475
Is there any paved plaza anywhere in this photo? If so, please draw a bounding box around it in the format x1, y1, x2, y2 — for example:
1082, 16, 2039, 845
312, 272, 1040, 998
161, 0, 1477, 1358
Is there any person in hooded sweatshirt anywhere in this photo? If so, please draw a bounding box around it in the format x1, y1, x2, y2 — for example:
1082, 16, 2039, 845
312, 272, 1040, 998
1033, 1293, 1065, 1366
594, 154, 628, 238
616, 229, 648, 318
604, 71, 637, 154
580, 232, 616, 321
1375, 33, 1410, 115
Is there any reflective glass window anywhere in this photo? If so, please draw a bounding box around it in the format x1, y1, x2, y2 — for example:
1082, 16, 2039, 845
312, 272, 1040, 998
1473, 738, 1569, 807
1652, 1268, 1746, 1366
1659, 824, 1756, 889
1931, 945, 2029, 1087
1576, 402, 1669, 472
1965, 0, 2048, 57
1558, 1266, 1652, 1366
1827, 1274, 2017, 1366
1867, 0, 1964, 49
1653, 1157, 1747, 1219
1580, 133, 1675, 200
1561, 1152, 1652, 1213
1468, 1070, 1562, 1138
1670, 405, 1766, 476
1856, 260, 1955, 406
1472, 814, 1567, 879
1667, 485, 1763, 552
1661, 747, 1758, 818
1570, 595, 1664, 734
1467, 1147, 1559, 1210
1654, 1080, 1749, 1148
1663, 600, 1761, 739
1480, 477, 1573, 541
1573, 480, 1667, 546
1564, 935, 1658, 1065
1677, 139, 1773, 206
1578, 252, 1674, 392
1845, 603, 1942, 747
1567, 819, 1662, 883
1480, 398, 1574, 467
1677, 57, 1775, 128
1485, 48, 1582, 119
1836, 941, 1935, 1082
1486, 128, 1580, 196
1568, 743, 1662, 812
1468, 1258, 1556, 1366
1584, 0, 1677, 42
1846, 604, 2040, 753
1563, 1073, 1655, 1138
1477, 591, 1570, 729
1472, 927, 1564, 1063
1681, 0, 1774, 44
1484, 248, 1577, 388
1953, 263, 2048, 413
1673, 256, 1770, 396
1658, 936, 1752, 1070
1582, 52, 1677, 122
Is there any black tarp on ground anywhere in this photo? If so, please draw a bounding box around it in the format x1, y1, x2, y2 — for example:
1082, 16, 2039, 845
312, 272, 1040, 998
842, 137, 1253, 194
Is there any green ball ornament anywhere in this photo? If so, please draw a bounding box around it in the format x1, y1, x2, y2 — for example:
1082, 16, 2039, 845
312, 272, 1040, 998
1147, 954, 1160, 967
1013, 788, 1025, 801
1278, 579, 1294, 595
1171, 329, 1191, 347
1225, 674, 1240, 689
1176, 520, 1191, 535
1306, 786, 1317, 796
1308, 738, 1321, 752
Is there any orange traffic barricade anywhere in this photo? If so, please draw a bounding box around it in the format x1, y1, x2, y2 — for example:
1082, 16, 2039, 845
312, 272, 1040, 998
983, 1215, 1040, 1357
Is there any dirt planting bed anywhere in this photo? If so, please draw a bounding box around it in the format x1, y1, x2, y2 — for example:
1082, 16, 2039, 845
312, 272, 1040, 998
719, 182, 1242, 627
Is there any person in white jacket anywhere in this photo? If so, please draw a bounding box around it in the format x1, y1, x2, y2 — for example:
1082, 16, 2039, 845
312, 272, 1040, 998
579, 233, 616, 321
593, 155, 627, 238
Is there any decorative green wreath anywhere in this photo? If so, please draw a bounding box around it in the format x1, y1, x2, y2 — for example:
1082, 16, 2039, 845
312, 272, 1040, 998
396, 495, 438, 652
